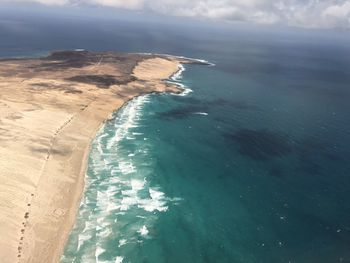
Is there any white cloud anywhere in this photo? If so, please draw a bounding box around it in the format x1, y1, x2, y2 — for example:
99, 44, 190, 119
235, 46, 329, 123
322, 2, 350, 27
3, 0, 350, 28
88, 0, 143, 9
1, 0, 69, 5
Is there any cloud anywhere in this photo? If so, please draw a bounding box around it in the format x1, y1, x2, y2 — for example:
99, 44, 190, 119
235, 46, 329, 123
32, 0, 70, 5
88, 0, 143, 9
322, 2, 350, 27
3, 0, 350, 28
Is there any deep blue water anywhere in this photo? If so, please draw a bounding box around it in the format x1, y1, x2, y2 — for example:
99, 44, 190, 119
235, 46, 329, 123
1, 9, 350, 262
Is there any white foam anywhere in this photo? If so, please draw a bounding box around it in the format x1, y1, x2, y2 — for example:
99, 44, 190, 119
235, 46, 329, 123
98, 227, 113, 239
105, 200, 117, 212
149, 188, 165, 200
106, 96, 148, 150
106, 179, 121, 188
138, 188, 168, 212
97, 191, 109, 211
115, 256, 124, 263
136, 52, 152, 56
119, 179, 144, 211
119, 196, 137, 211
82, 221, 95, 233
168, 54, 215, 66
77, 231, 92, 251
193, 112, 208, 116
166, 80, 186, 88
133, 52, 215, 66
110, 168, 120, 176
118, 239, 127, 247
178, 88, 193, 96
118, 161, 136, 174
131, 179, 146, 191
163, 62, 194, 97
171, 64, 186, 81
138, 225, 149, 236
95, 246, 105, 261
97, 217, 105, 226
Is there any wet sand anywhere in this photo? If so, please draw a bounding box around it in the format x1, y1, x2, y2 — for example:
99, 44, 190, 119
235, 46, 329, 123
0, 51, 187, 262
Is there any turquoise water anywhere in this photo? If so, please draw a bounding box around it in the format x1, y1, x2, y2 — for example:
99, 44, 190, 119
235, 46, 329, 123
2, 11, 350, 262
62, 50, 350, 262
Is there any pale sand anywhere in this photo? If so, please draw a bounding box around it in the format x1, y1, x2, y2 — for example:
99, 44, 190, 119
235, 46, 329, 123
0, 52, 184, 262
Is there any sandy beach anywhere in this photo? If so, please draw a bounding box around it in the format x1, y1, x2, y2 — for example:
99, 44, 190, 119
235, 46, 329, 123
0, 51, 186, 262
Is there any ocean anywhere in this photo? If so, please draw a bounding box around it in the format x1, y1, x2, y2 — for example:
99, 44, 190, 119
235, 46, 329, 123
1, 8, 350, 263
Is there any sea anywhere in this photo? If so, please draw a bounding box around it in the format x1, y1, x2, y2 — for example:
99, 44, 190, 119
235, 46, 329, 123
1, 6, 350, 263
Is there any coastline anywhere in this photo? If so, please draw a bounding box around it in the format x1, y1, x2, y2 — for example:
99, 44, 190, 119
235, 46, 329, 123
58, 59, 189, 262
0, 52, 187, 262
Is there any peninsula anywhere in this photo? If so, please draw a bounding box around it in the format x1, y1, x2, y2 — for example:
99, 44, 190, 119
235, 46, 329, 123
0, 51, 191, 262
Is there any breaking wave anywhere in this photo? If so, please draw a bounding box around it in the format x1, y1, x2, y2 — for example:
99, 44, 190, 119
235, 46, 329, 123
62, 95, 178, 263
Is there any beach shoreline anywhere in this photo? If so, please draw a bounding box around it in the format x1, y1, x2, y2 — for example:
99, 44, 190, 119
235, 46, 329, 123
58, 70, 187, 262
0, 51, 193, 262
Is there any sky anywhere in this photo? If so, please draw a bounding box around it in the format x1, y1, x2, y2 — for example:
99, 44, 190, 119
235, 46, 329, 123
1, 0, 350, 29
